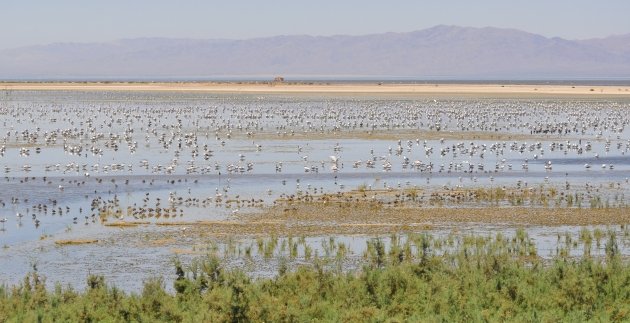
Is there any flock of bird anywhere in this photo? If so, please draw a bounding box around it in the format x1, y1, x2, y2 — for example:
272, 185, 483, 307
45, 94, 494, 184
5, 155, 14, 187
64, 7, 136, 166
1, 90, 630, 238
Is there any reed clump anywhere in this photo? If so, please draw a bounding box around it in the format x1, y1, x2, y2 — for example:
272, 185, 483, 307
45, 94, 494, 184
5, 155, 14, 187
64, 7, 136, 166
1, 231, 628, 322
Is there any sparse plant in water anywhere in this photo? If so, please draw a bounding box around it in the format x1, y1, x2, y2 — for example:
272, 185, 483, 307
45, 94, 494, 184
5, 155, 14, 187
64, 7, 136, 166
1, 232, 628, 322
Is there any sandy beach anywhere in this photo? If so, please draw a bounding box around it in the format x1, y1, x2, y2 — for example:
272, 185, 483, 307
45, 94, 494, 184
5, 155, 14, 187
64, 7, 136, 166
2, 81, 630, 96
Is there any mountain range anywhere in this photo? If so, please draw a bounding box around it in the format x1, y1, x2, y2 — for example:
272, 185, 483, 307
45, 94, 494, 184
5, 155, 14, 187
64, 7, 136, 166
1, 25, 629, 80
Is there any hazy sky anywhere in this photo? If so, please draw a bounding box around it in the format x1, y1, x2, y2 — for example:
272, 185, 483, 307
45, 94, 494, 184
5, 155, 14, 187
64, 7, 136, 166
2, 0, 629, 50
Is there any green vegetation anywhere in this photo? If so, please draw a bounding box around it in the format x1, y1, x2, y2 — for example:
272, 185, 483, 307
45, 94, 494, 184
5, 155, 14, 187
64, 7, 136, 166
1, 230, 629, 322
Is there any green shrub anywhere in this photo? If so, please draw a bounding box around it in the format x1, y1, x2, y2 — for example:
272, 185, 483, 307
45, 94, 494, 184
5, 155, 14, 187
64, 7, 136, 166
0, 232, 628, 321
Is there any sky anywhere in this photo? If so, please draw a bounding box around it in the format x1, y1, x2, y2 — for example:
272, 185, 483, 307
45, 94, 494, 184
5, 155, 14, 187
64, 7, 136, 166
2, 0, 630, 50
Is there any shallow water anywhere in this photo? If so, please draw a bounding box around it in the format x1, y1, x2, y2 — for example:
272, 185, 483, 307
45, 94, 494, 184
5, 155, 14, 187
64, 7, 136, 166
1, 223, 628, 292
1, 90, 630, 290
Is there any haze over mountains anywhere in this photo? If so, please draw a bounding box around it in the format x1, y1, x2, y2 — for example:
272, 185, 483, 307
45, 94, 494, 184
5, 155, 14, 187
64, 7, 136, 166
1, 25, 629, 80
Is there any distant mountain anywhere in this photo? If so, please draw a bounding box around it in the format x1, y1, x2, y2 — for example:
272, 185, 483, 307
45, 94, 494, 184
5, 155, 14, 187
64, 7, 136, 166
579, 34, 630, 57
1, 25, 629, 79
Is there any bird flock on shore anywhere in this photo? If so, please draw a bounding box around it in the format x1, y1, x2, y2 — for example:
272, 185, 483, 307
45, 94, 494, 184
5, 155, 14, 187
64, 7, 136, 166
1, 91, 630, 238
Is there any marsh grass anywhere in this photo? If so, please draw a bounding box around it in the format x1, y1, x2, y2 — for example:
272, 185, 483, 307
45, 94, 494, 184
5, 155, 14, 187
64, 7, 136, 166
1, 230, 629, 322
275, 184, 628, 215
103, 221, 149, 227
54, 239, 99, 246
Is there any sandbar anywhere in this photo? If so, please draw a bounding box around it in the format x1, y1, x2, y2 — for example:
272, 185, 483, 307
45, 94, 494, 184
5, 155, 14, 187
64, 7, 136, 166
2, 81, 630, 97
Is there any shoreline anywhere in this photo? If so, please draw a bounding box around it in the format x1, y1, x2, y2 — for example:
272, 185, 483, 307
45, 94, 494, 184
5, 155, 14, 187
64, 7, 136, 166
2, 81, 630, 96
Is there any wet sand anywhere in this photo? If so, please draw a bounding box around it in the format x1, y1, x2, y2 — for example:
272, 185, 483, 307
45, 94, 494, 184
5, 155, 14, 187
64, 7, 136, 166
3, 81, 630, 96
223, 204, 630, 234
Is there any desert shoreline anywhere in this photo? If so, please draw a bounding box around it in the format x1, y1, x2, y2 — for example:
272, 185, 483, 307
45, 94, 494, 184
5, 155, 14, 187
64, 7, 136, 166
2, 81, 630, 96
